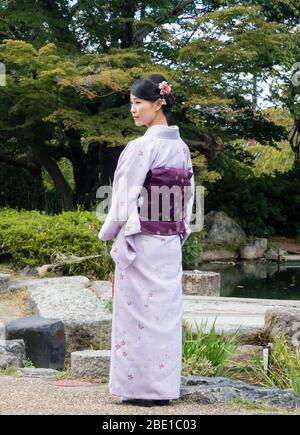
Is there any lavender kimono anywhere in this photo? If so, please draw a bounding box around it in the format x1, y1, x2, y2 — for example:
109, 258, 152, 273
98, 124, 195, 400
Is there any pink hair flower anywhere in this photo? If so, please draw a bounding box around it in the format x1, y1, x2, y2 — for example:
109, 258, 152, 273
159, 81, 171, 95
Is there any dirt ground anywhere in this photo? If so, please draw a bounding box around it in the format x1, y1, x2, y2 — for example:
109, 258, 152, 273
0, 375, 292, 415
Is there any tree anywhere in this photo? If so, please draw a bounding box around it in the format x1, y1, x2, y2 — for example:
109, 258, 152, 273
0, 0, 80, 52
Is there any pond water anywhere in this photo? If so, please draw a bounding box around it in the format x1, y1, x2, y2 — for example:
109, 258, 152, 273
196, 260, 300, 300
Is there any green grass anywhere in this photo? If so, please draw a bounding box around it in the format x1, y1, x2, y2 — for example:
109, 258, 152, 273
182, 319, 239, 377
245, 337, 300, 397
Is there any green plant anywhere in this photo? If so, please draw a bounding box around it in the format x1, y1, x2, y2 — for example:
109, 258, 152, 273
23, 359, 35, 368
0, 207, 114, 279
105, 298, 113, 313
0, 366, 21, 376
182, 232, 204, 269
249, 336, 300, 397
182, 319, 239, 377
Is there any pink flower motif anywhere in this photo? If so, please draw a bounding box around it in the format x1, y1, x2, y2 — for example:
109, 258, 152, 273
148, 292, 154, 298
160, 238, 166, 244
159, 81, 171, 95
121, 340, 126, 346
138, 323, 144, 329
138, 150, 143, 156
115, 344, 121, 350
120, 273, 125, 280
113, 247, 118, 253
127, 301, 132, 305
128, 374, 134, 380
159, 363, 165, 369
144, 304, 149, 308
122, 351, 127, 357
183, 147, 187, 154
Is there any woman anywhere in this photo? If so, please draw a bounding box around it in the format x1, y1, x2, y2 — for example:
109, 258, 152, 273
98, 74, 195, 407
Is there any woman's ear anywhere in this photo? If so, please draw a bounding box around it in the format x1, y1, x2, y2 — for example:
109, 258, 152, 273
154, 98, 163, 112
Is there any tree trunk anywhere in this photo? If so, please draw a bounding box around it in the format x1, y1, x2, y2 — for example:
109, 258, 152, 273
32, 145, 74, 211
290, 120, 300, 166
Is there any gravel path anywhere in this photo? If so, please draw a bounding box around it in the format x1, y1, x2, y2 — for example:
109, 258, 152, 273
0, 301, 24, 324
0, 376, 252, 415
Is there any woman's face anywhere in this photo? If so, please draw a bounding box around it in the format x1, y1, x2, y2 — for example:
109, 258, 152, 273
130, 93, 162, 126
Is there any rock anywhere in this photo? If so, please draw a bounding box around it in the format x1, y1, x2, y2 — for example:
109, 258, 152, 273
0, 352, 22, 369
89, 280, 112, 303
71, 350, 110, 378
0, 273, 11, 295
182, 271, 220, 296
199, 249, 239, 262
19, 368, 60, 378
12, 276, 112, 353
264, 247, 287, 261
0, 339, 25, 362
239, 238, 268, 259
264, 308, 300, 347
5, 316, 66, 369
180, 376, 300, 408
204, 211, 247, 243
20, 265, 38, 277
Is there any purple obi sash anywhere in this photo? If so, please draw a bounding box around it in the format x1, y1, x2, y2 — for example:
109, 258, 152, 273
137, 166, 193, 236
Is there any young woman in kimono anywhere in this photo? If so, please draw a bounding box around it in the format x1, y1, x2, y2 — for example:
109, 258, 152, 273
98, 74, 195, 407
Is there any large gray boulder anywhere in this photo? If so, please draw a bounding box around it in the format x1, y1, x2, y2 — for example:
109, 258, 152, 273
264, 308, 300, 347
5, 316, 66, 369
9, 276, 112, 353
204, 211, 247, 243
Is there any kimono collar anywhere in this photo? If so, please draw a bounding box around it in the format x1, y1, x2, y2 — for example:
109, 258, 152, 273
143, 124, 180, 140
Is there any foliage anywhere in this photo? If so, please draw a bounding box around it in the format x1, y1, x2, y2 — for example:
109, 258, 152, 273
0, 207, 113, 279
182, 231, 205, 269
206, 151, 300, 237
182, 319, 239, 377
249, 336, 300, 397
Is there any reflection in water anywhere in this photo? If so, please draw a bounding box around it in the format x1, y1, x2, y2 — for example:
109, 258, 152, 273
196, 261, 300, 300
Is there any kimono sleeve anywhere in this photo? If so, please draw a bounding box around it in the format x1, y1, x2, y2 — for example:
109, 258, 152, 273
98, 137, 157, 241
181, 148, 195, 247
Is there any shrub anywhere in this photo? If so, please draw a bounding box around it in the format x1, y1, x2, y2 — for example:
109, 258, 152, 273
0, 207, 113, 279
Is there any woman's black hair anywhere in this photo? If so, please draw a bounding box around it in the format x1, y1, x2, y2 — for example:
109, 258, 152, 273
130, 73, 175, 118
